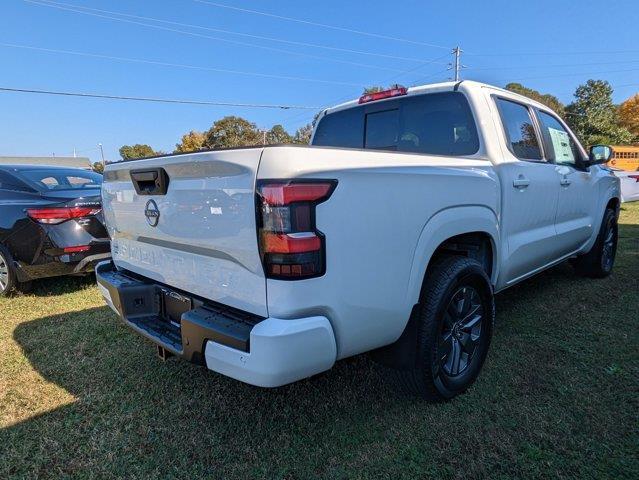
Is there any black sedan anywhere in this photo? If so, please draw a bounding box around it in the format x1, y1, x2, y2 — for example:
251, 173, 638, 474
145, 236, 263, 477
0, 164, 110, 295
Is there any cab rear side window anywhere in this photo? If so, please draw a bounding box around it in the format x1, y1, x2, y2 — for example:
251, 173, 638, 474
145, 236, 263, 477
495, 98, 543, 161
312, 107, 363, 149
313, 92, 480, 157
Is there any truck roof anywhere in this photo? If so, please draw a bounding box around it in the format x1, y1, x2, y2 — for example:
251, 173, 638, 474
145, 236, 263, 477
323, 80, 553, 116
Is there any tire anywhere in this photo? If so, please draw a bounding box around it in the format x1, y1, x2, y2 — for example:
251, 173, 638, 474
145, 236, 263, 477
0, 244, 18, 297
572, 208, 618, 278
396, 256, 495, 401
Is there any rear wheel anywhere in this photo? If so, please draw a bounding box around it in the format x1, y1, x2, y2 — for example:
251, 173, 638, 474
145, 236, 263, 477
572, 208, 618, 278
0, 245, 17, 297
396, 256, 494, 401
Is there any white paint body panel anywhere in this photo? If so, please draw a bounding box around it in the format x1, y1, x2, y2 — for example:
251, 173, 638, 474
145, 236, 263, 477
204, 316, 336, 387
613, 169, 639, 202
258, 146, 499, 358
102, 149, 268, 317
100, 80, 620, 386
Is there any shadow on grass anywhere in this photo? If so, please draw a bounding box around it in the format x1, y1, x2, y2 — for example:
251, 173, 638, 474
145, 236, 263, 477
17, 273, 97, 297
1, 221, 637, 478
2, 304, 403, 478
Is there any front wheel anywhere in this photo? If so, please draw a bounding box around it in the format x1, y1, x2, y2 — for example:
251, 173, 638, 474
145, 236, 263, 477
572, 208, 618, 278
396, 256, 495, 401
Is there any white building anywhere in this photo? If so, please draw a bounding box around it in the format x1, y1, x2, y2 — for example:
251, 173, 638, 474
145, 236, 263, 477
0, 156, 92, 169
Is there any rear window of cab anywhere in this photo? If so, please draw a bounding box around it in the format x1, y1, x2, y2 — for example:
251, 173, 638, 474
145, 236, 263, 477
312, 91, 480, 156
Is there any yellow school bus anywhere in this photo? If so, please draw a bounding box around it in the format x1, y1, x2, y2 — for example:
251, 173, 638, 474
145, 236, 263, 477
607, 145, 639, 171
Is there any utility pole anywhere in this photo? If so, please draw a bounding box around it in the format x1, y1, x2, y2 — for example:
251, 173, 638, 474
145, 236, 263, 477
452, 46, 462, 82
98, 143, 105, 166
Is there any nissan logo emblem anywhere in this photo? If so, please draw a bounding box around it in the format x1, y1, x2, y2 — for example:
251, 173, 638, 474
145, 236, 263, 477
144, 199, 160, 227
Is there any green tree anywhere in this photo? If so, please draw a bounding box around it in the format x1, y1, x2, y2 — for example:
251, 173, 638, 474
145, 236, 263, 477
618, 93, 639, 140
565, 80, 633, 145
266, 124, 293, 144
362, 84, 404, 95
292, 123, 313, 144
92, 162, 104, 174
119, 144, 157, 160
362, 86, 385, 94
291, 111, 323, 145
505, 83, 565, 116
202, 116, 262, 149
175, 130, 206, 153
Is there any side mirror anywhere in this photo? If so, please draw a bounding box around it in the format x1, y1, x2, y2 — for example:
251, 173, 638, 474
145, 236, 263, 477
587, 145, 613, 166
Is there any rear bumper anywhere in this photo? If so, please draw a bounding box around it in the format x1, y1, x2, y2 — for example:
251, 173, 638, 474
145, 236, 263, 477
16, 248, 111, 281
95, 261, 336, 387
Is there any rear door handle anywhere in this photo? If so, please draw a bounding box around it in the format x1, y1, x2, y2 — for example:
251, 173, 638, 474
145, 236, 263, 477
513, 177, 530, 188
560, 177, 572, 186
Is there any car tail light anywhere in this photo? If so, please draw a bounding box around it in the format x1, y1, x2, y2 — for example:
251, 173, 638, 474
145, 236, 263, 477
257, 180, 336, 279
26, 206, 101, 224
63, 245, 90, 253
358, 86, 407, 104
629, 175, 639, 183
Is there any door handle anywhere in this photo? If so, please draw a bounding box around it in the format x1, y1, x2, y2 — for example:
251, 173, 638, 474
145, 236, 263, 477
513, 177, 530, 188
560, 177, 571, 186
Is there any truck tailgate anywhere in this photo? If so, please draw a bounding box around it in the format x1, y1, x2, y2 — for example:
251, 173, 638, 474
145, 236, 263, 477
101, 149, 267, 317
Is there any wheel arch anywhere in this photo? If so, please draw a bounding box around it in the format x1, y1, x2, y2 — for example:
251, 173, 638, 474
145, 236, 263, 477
406, 205, 499, 307
373, 216, 497, 370
605, 196, 620, 213
584, 193, 621, 253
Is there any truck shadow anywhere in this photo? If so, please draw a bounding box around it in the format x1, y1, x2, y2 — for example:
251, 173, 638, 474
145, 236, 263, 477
2, 221, 637, 477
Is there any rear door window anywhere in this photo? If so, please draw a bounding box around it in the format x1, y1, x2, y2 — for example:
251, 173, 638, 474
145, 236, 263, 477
495, 98, 543, 161
313, 92, 480, 156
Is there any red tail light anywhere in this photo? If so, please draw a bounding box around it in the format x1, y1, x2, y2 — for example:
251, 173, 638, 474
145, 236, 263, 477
358, 86, 407, 104
26, 206, 101, 224
63, 245, 90, 253
260, 183, 333, 205
257, 180, 336, 279
629, 175, 639, 183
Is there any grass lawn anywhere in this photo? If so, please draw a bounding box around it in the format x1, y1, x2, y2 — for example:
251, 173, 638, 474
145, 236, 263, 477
1, 203, 637, 480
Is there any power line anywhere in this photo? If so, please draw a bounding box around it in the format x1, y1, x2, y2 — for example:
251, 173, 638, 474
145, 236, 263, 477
467, 59, 639, 71
282, 52, 454, 124
0, 42, 366, 88
409, 68, 454, 86
512, 67, 639, 81
193, 0, 451, 50
376, 52, 452, 85
465, 49, 639, 57
0, 87, 321, 109
282, 64, 453, 128
24, 0, 409, 74
27, 0, 445, 65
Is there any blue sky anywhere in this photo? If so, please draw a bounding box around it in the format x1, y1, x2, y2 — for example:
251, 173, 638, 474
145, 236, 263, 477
1, 0, 638, 162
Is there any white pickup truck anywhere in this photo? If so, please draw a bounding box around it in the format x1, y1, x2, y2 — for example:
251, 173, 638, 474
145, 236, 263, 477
97, 80, 620, 401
